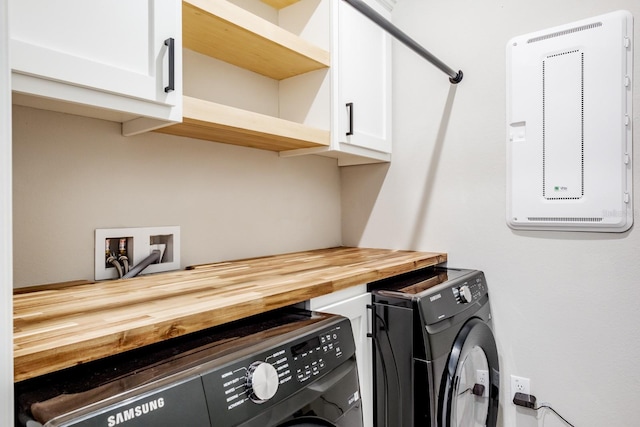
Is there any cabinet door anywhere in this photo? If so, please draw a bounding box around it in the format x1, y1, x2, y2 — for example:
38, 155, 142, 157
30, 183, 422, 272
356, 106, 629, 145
337, 0, 392, 154
312, 292, 373, 427
10, 0, 181, 122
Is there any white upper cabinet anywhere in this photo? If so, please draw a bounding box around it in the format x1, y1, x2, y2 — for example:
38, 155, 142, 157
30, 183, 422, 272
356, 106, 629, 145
280, 0, 393, 166
335, 0, 392, 160
10, 0, 182, 134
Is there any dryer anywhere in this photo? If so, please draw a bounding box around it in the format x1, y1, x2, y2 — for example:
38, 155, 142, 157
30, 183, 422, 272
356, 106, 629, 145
368, 266, 499, 427
15, 308, 363, 427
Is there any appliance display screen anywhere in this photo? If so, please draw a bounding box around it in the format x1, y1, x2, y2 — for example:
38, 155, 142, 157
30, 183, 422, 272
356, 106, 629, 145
291, 336, 321, 356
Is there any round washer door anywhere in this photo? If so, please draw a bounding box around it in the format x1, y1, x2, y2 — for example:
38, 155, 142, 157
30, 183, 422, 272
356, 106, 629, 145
439, 317, 499, 427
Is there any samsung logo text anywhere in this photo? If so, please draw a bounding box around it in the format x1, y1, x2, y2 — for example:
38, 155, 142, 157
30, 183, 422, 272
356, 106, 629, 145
107, 397, 165, 426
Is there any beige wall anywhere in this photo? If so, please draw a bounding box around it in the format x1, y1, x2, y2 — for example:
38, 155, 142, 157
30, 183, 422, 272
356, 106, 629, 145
12, 106, 342, 287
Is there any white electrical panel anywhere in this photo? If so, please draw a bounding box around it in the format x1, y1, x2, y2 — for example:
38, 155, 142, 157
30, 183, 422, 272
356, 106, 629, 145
506, 10, 633, 232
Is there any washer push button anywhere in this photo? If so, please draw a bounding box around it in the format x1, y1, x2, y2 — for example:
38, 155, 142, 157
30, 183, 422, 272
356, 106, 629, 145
294, 335, 328, 383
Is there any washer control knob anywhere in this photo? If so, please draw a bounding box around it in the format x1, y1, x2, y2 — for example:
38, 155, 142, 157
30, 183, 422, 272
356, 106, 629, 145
247, 362, 279, 403
456, 285, 472, 303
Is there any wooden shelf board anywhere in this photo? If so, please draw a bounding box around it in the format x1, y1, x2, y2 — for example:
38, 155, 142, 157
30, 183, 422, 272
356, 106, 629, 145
183, 0, 330, 80
154, 96, 330, 151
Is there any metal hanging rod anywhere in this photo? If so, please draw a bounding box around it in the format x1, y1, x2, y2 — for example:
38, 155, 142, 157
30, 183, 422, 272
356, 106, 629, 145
342, 0, 463, 84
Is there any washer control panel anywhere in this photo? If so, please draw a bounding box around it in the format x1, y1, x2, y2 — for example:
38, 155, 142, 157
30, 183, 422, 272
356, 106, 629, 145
201, 317, 354, 426
291, 327, 343, 383
420, 270, 489, 325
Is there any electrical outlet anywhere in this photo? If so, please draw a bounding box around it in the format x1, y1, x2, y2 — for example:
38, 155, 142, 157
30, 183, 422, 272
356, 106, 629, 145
476, 370, 489, 397
510, 375, 530, 399
95, 226, 180, 280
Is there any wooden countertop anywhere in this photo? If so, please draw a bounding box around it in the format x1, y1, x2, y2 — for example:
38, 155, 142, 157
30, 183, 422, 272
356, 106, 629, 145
13, 247, 446, 382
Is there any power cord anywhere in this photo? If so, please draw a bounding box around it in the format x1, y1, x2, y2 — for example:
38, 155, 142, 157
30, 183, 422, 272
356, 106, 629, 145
513, 392, 575, 427
536, 403, 575, 427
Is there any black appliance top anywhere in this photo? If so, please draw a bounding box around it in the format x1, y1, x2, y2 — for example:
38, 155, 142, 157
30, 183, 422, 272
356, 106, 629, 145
368, 266, 490, 325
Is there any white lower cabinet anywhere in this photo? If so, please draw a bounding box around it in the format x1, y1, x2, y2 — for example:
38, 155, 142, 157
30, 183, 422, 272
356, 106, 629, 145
9, 0, 182, 134
310, 286, 373, 427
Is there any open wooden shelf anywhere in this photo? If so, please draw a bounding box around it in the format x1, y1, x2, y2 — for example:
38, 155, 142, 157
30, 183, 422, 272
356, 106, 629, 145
175, 0, 332, 151
183, 0, 330, 80
154, 96, 330, 151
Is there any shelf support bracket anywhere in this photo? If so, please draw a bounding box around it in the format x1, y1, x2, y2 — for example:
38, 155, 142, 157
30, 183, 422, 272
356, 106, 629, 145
342, 0, 463, 84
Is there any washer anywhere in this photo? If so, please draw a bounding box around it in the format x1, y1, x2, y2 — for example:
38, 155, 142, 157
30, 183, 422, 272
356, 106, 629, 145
15, 308, 363, 427
368, 266, 499, 427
